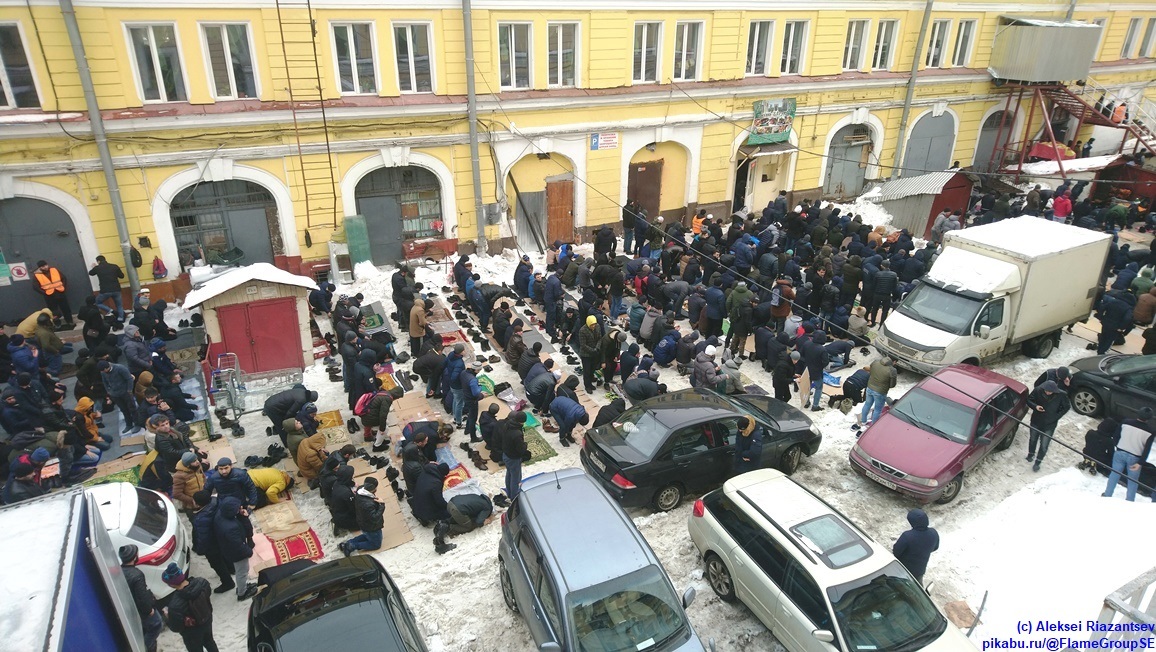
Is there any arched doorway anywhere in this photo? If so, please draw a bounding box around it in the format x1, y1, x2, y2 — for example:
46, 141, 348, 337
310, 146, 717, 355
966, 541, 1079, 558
628, 142, 689, 220
974, 110, 1015, 173
170, 180, 278, 270
823, 125, 873, 199
354, 166, 443, 265
902, 113, 956, 176
505, 153, 575, 253
0, 198, 88, 323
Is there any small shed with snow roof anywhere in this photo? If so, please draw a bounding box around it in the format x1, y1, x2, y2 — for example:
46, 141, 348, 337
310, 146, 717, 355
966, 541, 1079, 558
869, 171, 973, 240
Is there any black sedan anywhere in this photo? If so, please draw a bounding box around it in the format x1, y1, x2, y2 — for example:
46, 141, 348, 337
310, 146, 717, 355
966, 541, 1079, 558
248, 556, 427, 652
1069, 354, 1156, 419
579, 388, 822, 512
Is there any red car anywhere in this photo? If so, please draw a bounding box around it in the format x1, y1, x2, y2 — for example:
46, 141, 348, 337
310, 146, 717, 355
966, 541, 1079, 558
849, 364, 1028, 504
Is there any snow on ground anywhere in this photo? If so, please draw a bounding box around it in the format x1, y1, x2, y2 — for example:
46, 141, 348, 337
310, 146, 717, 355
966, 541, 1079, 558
159, 231, 1154, 652
830, 192, 894, 228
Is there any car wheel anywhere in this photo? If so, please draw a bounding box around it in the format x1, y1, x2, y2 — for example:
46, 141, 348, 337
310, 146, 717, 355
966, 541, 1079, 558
996, 423, 1018, 451
779, 444, 804, 475
935, 474, 963, 504
499, 558, 519, 613
704, 553, 737, 602
1072, 387, 1103, 417
652, 484, 684, 512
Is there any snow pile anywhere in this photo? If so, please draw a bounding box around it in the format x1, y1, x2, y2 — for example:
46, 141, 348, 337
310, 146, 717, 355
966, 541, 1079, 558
831, 191, 894, 228
1014, 154, 1123, 176
353, 260, 385, 280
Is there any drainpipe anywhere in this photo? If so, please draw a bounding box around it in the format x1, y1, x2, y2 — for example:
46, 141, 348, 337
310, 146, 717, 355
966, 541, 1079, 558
462, 0, 487, 255
1065, 0, 1077, 21
891, 0, 936, 180
58, 0, 140, 294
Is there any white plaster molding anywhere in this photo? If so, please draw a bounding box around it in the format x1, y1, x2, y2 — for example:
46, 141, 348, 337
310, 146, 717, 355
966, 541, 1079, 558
8, 179, 102, 290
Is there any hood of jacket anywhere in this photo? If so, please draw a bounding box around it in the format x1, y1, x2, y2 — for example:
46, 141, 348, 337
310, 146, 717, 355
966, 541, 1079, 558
357, 349, 377, 365
282, 417, 300, 432
75, 396, 95, 415
219, 496, 243, 518
907, 508, 929, 530
336, 465, 355, 485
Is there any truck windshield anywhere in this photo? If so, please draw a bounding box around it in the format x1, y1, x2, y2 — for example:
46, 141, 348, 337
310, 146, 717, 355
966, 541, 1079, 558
896, 284, 983, 335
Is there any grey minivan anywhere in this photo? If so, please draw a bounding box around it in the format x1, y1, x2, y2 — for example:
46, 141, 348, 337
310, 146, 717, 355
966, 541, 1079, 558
498, 468, 707, 652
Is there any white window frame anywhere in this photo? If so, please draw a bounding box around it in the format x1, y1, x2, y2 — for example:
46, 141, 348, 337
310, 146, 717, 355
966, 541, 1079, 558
198, 22, 259, 101
672, 21, 703, 81
330, 21, 378, 95
632, 21, 662, 84
1092, 18, 1107, 59
1122, 17, 1142, 58
926, 19, 951, 68
547, 21, 579, 88
746, 20, 773, 76
393, 21, 435, 94
952, 19, 976, 67
843, 19, 869, 70
872, 19, 898, 70
124, 22, 190, 104
1138, 17, 1156, 58
0, 21, 42, 110
498, 22, 532, 90
781, 20, 808, 75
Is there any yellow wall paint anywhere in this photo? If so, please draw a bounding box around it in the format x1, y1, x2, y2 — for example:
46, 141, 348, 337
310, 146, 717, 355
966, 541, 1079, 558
504, 152, 576, 220
629, 142, 688, 212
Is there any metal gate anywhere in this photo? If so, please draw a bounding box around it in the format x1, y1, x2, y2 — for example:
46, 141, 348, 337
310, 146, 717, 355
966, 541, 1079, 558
0, 198, 88, 323
170, 180, 277, 269
354, 166, 442, 266
824, 125, 871, 199
975, 111, 1014, 173
513, 191, 546, 253
902, 113, 955, 176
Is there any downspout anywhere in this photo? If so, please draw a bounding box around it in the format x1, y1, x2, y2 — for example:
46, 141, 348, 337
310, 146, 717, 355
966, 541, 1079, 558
462, 0, 487, 255
1065, 0, 1077, 21
58, 0, 140, 294
891, 0, 936, 180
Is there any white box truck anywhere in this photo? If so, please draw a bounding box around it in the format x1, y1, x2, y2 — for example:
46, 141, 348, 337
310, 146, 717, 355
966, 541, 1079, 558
874, 217, 1111, 374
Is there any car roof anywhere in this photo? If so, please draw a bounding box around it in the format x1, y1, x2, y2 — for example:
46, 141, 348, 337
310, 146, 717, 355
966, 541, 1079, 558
520, 469, 658, 593
723, 470, 894, 583
915, 364, 1025, 409
637, 388, 739, 428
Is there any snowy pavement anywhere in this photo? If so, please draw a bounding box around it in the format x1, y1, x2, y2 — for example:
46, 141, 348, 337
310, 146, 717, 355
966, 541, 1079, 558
158, 239, 1156, 652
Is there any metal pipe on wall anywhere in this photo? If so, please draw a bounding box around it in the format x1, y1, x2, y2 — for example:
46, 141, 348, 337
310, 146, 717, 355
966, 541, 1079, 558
891, 0, 937, 180
58, 0, 140, 294
462, 0, 488, 255
1065, 0, 1078, 22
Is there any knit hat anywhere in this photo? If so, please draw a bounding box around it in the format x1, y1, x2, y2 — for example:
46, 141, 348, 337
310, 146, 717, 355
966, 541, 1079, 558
97, 360, 111, 371
10, 334, 23, 345
586, 315, 597, 326
161, 563, 186, 587
149, 338, 166, 351
1040, 380, 1060, 393
454, 343, 466, 353
119, 544, 139, 565
790, 351, 801, 363
705, 345, 717, 356
216, 457, 233, 467
31, 447, 50, 464
181, 451, 197, 466
471, 360, 484, 370
1056, 367, 1070, 381
11, 461, 34, 478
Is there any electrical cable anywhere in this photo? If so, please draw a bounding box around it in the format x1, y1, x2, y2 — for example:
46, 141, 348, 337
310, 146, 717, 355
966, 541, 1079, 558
22, 0, 87, 142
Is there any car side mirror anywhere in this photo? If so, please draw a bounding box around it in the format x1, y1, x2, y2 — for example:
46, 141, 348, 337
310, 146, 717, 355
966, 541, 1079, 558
540, 643, 562, 652
979, 325, 991, 339
813, 630, 836, 643
977, 436, 992, 446
682, 587, 697, 609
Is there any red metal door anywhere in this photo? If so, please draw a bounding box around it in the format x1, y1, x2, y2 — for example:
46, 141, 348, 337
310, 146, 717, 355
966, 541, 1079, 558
218, 303, 258, 372
247, 298, 304, 372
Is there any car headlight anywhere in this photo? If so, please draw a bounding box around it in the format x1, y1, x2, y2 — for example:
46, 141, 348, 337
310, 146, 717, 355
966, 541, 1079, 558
922, 349, 946, 362
905, 474, 939, 487
810, 424, 821, 436
851, 442, 864, 458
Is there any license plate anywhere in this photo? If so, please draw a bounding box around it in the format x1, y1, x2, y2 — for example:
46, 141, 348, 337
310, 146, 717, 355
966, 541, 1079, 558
866, 472, 898, 491
588, 453, 606, 473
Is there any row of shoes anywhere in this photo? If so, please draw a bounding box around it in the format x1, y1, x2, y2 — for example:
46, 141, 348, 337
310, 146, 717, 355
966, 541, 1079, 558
459, 442, 488, 471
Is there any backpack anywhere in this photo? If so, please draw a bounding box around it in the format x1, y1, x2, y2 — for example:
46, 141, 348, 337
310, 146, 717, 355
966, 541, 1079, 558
130, 247, 143, 268
354, 391, 378, 416
770, 285, 783, 307
152, 257, 168, 280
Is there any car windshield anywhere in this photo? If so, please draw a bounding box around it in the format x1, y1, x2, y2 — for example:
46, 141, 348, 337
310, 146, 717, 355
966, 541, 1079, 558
889, 388, 975, 445
1105, 356, 1154, 375
828, 561, 947, 652
895, 284, 983, 335
607, 407, 670, 459
272, 597, 401, 652
129, 488, 169, 545
569, 565, 687, 652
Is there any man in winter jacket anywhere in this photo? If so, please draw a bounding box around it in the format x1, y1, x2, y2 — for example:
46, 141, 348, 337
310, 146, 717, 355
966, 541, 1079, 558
733, 417, 765, 474
578, 315, 602, 394
623, 371, 664, 404
190, 491, 234, 593
363, 384, 405, 451
249, 468, 294, 507
460, 362, 486, 442
172, 451, 206, 512
1026, 380, 1070, 471
1103, 408, 1154, 501
153, 414, 200, 470
99, 360, 138, 433
860, 357, 897, 425
349, 349, 378, 413
327, 465, 358, 534
893, 509, 939, 584
869, 261, 899, 326
263, 385, 319, 445
703, 283, 727, 338
412, 461, 452, 524
4, 461, 45, 504
204, 457, 260, 509
442, 344, 467, 423
120, 545, 163, 652
213, 496, 258, 600
693, 346, 721, 389
503, 412, 530, 500
446, 493, 494, 535
122, 324, 152, 378
161, 563, 219, 651
801, 332, 830, 411
1096, 290, 1136, 354
549, 395, 588, 447
593, 398, 626, 429
339, 477, 387, 555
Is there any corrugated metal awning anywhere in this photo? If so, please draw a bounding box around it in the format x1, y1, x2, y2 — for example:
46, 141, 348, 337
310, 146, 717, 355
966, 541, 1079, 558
874, 171, 959, 202
998, 16, 1101, 28
738, 142, 797, 159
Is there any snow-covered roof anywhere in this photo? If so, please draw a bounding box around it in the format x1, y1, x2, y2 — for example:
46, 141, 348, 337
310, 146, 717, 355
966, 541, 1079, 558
928, 247, 1022, 294
1010, 154, 1124, 176
183, 262, 317, 309
874, 172, 962, 203
946, 216, 1111, 260
0, 490, 82, 650
999, 16, 1101, 28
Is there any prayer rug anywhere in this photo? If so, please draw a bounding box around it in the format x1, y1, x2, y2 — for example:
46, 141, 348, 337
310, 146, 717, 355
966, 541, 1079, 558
524, 428, 558, 466
321, 425, 352, 451
84, 465, 141, 487
186, 419, 211, 443
269, 529, 325, 564
443, 464, 472, 490
315, 410, 344, 430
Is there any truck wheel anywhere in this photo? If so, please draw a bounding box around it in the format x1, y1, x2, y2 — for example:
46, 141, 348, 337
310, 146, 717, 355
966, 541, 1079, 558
1023, 334, 1055, 359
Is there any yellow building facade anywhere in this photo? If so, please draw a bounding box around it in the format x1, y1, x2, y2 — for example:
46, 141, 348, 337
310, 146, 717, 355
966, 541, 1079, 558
0, 0, 1154, 309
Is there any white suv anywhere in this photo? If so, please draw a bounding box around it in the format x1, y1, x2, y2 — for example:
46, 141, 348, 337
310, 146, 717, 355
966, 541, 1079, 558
687, 469, 975, 652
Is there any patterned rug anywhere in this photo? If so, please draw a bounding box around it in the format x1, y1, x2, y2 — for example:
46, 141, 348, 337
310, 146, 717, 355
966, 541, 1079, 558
321, 425, 352, 450
187, 419, 212, 443
443, 465, 472, 490
524, 428, 558, 466
83, 465, 141, 487
269, 529, 324, 564
316, 410, 344, 430
168, 346, 201, 364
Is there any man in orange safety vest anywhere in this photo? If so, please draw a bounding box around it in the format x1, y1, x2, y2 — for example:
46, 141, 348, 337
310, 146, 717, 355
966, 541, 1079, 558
33, 259, 74, 329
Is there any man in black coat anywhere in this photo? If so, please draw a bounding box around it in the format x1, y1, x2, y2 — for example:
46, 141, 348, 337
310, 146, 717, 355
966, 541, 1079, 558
893, 509, 939, 584
1026, 380, 1070, 471
502, 412, 529, 501
340, 477, 387, 555
870, 261, 899, 326
120, 544, 163, 652
213, 496, 258, 600
89, 255, 126, 322
801, 331, 830, 411
263, 385, 318, 444
190, 491, 234, 593
327, 466, 358, 535
593, 398, 626, 428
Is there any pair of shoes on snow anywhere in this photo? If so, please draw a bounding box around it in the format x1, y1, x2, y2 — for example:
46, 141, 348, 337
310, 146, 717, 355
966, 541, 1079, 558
347, 417, 360, 434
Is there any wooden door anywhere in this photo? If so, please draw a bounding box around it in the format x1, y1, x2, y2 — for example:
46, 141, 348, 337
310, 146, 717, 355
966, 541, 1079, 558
545, 179, 574, 242
218, 303, 258, 373
628, 159, 663, 220
248, 298, 304, 371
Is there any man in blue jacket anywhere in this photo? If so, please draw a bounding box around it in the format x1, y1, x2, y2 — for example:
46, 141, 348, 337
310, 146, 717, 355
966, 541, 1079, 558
98, 360, 138, 433
441, 344, 466, 424
549, 395, 588, 448
204, 457, 260, 511
893, 509, 939, 585
543, 268, 564, 340
703, 282, 727, 338
190, 490, 237, 594
460, 361, 485, 442
513, 255, 533, 297
213, 496, 258, 600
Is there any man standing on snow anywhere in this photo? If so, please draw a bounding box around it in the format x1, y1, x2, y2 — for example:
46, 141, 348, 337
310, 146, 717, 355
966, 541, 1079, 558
1026, 380, 1070, 472
893, 509, 939, 585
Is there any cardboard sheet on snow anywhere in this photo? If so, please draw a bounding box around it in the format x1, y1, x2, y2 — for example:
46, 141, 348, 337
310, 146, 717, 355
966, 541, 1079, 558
253, 500, 311, 540
341, 466, 413, 552
1071, 321, 1144, 355
87, 452, 145, 483
203, 444, 237, 469
119, 434, 146, 447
